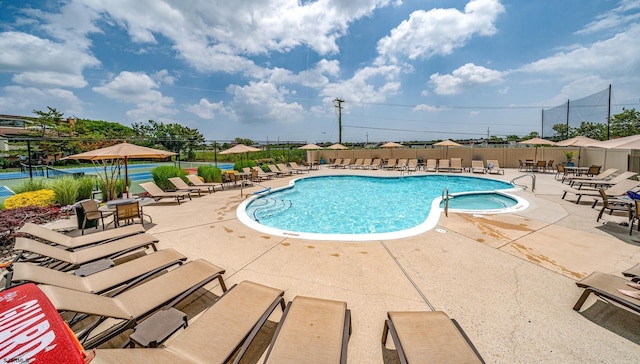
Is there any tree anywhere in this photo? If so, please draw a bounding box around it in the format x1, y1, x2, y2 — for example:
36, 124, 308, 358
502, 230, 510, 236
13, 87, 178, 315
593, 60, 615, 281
551, 123, 569, 141
235, 137, 254, 146
32, 106, 65, 137
573, 121, 607, 140
132, 120, 205, 160
609, 108, 640, 138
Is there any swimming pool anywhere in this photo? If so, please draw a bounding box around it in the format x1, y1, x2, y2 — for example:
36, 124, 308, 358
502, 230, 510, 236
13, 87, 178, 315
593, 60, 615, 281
238, 175, 528, 241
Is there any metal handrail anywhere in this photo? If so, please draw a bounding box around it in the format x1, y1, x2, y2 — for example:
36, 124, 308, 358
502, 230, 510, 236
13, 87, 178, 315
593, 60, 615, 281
511, 173, 536, 191
442, 187, 449, 217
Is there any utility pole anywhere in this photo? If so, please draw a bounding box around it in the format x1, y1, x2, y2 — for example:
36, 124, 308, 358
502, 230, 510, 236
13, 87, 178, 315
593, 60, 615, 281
334, 98, 344, 144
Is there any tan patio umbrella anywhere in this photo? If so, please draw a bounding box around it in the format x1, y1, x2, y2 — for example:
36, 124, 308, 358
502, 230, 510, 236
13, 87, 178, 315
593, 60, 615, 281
327, 143, 348, 161
517, 137, 557, 161
298, 143, 324, 165
219, 144, 261, 197
587, 134, 640, 169
433, 139, 461, 158
380, 142, 403, 148
555, 136, 599, 166
64, 141, 176, 200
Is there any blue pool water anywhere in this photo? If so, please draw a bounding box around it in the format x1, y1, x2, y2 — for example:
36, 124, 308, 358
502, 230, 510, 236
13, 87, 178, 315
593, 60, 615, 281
240, 175, 527, 241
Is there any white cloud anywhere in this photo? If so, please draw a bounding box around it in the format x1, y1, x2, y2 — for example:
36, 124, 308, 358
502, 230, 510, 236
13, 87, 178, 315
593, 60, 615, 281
576, 0, 640, 34
0, 86, 83, 115
152, 70, 175, 85
429, 63, 504, 95
376, 0, 505, 64
186, 98, 228, 120
320, 65, 403, 105
226, 81, 304, 124
413, 104, 449, 112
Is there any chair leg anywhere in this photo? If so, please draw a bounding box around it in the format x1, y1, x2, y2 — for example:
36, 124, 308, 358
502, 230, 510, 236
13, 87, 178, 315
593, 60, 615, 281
597, 207, 605, 221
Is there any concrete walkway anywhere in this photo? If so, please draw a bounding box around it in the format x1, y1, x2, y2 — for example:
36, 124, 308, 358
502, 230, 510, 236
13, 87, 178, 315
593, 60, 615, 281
80, 167, 640, 362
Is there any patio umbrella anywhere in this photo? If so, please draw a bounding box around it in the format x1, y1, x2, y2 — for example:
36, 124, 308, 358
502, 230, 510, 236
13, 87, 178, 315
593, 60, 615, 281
64, 141, 176, 199
219, 144, 261, 197
327, 143, 348, 161
586, 134, 640, 169
517, 137, 557, 161
433, 139, 461, 158
298, 143, 324, 165
380, 141, 403, 158
555, 136, 599, 166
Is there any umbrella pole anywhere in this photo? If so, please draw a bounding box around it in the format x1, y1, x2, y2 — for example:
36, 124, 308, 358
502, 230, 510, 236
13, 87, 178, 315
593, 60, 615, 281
125, 156, 129, 198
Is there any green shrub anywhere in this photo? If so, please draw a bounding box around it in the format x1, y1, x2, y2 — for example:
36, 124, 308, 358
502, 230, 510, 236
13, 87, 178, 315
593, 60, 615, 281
0, 158, 8, 169
13, 178, 48, 194
152, 166, 186, 191
233, 159, 256, 172
77, 176, 97, 201
97, 178, 128, 202
197, 165, 222, 183
48, 176, 79, 206
4, 189, 56, 209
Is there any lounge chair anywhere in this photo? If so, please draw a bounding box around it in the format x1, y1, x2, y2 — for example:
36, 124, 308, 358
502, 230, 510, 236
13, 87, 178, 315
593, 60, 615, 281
573, 271, 640, 314
570, 171, 637, 189
382, 311, 485, 363
596, 188, 632, 222
18, 222, 145, 249
77, 199, 115, 234
41, 259, 227, 349
359, 158, 372, 169
168, 177, 212, 196
91, 281, 285, 363
349, 158, 363, 169
562, 178, 640, 205
424, 159, 437, 172
384, 159, 397, 170
370, 159, 383, 170
623, 263, 640, 278
563, 167, 617, 185
407, 159, 418, 172
12, 233, 158, 270
471, 160, 485, 173
437, 159, 450, 172
555, 164, 568, 181
252, 166, 277, 179
263, 296, 351, 363
274, 163, 298, 175
139, 182, 191, 205
185, 174, 224, 192
450, 158, 463, 173
5, 248, 187, 294
268, 164, 290, 177
395, 159, 408, 171
328, 158, 343, 169
486, 160, 504, 175
336, 159, 350, 169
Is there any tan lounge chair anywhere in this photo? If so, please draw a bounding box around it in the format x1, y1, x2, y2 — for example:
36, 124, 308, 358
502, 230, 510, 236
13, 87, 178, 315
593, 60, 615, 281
328, 158, 343, 169
140, 182, 191, 205
395, 159, 408, 171
596, 188, 631, 222
91, 281, 285, 363
450, 158, 463, 173
486, 160, 504, 175
185, 174, 223, 192
438, 159, 450, 172
471, 160, 485, 173
336, 159, 350, 169
359, 158, 372, 169
623, 263, 640, 278
384, 159, 397, 170
252, 166, 277, 179
562, 178, 640, 204
382, 311, 484, 363
570, 171, 637, 189
41, 259, 227, 349
573, 271, 640, 315
268, 164, 290, 176
370, 158, 383, 170
5, 248, 187, 294
407, 159, 418, 172
18, 222, 145, 249
12, 233, 158, 269
349, 158, 363, 169
263, 296, 351, 363
424, 159, 437, 172
169, 177, 212, 196
275, 163, 299, 175
564, 167, 617, 185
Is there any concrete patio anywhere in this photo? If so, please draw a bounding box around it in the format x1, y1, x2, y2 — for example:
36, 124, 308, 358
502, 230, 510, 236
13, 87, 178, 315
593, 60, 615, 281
53, 166, 640, 362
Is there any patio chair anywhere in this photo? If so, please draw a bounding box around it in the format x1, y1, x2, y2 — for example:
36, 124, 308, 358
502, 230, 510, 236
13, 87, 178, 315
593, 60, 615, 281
534, 160, 547, 172
450, 158, 463, 173
562, 178, 640, 204
185, 174, 224, 192
252, 166, 277, 179
555, 164, 568, 181
437, 159, 450, 172
40, 259, 227, 349
596, 188, 632, 222
586, 165, 602, 176
139, 182, 191, 205
573, 271, 640, 315
518, 160, 526, 172
424, 159, 437, 172
12, 233, 158, 270
5, 248, 187, 294
471, 160, 485, 174
546, 160, 554, 171
486, 160, 504, 175
263, 296, 351, 363
115, 201, 143, 227
79, 199, 114, 235
571, 171, 638, 190
382, 311, 485, 364
168, 177, 212, 196
90, 281, 285, 363
18, 222, 145, 249
628, 200, 640, 235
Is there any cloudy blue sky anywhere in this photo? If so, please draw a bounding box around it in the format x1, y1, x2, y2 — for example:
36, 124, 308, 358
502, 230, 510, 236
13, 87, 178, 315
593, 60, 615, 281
0, 0, 639, 143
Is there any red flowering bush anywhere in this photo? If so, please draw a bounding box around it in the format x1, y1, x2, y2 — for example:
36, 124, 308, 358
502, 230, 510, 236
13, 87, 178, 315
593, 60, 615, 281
0, 206, 65, 260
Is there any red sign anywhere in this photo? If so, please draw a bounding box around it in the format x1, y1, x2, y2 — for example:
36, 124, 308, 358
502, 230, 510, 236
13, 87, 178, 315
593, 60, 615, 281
0, 283, 86, 363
